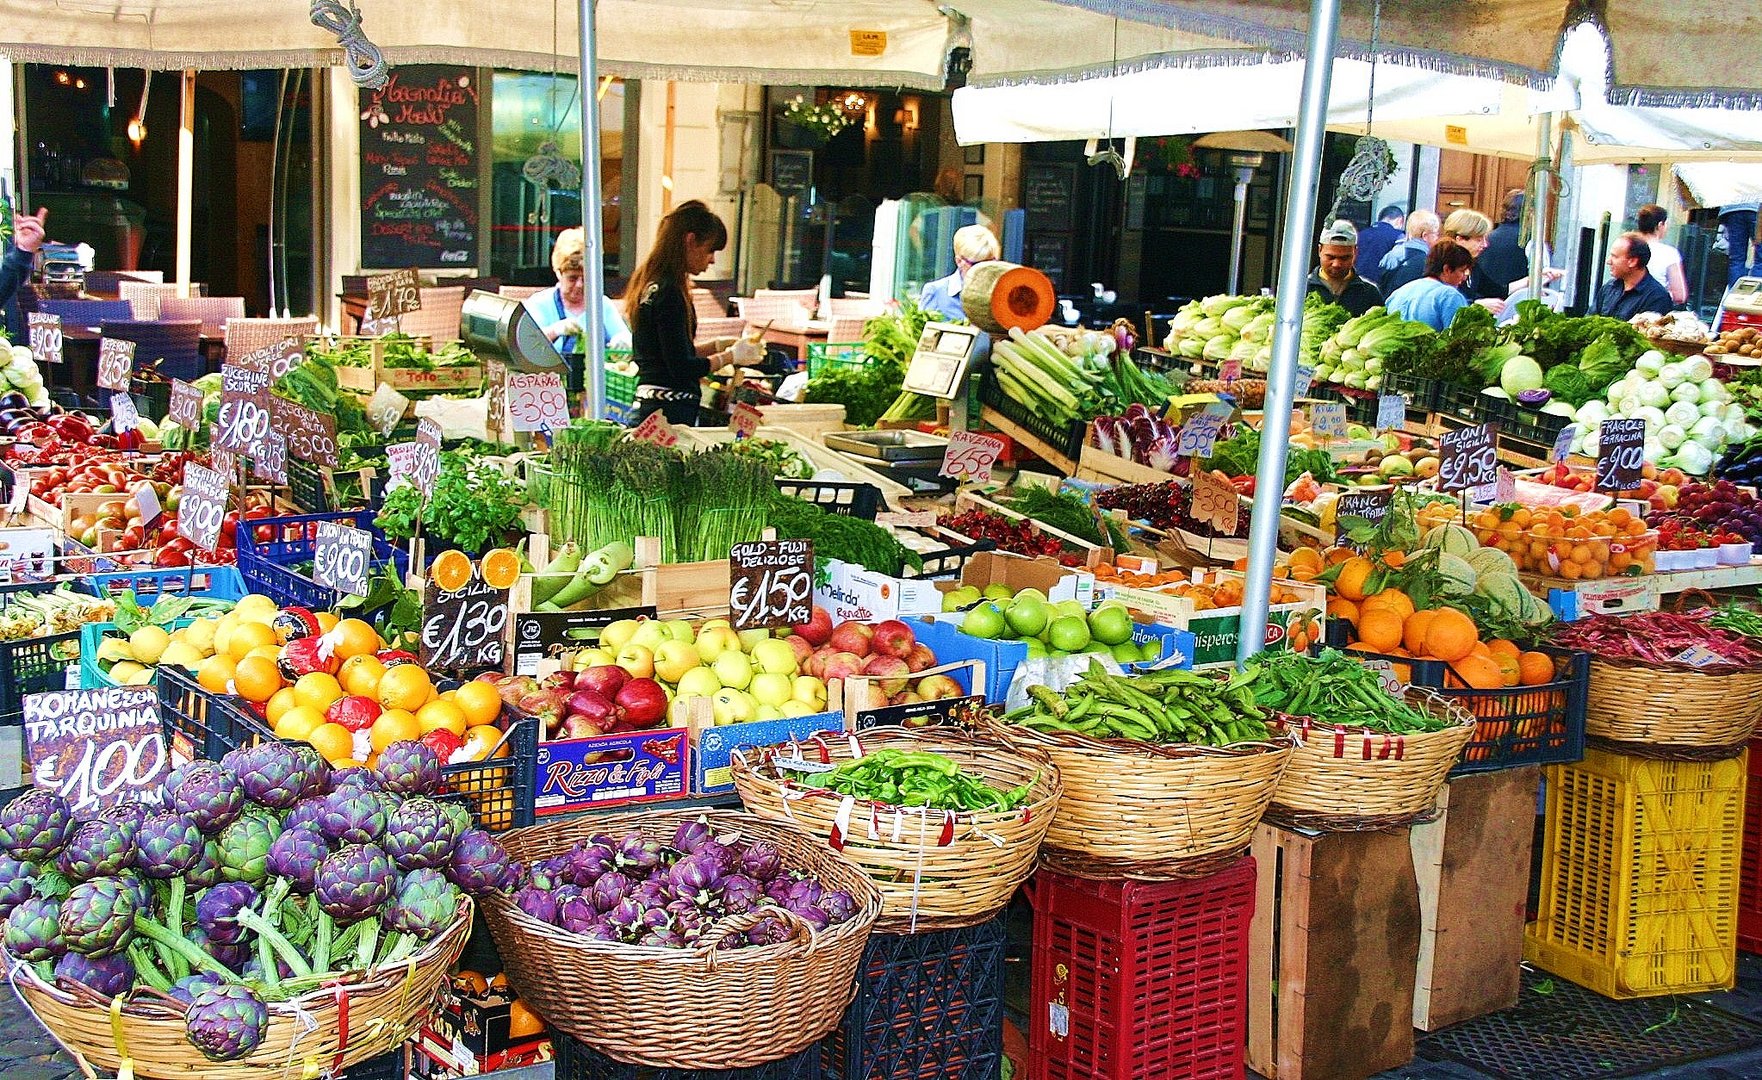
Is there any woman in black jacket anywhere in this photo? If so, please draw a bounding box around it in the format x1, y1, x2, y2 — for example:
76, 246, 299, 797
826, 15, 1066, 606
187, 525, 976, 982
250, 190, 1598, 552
624, 200, 747, 425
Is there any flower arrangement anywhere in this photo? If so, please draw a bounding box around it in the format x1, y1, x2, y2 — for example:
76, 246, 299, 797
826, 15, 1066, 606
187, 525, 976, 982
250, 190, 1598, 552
779, 95, 852, 145
1140, 135, 1205, 179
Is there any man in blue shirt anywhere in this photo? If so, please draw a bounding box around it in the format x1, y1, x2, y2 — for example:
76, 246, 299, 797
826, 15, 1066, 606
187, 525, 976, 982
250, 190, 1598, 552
1355, 205, 1404, 281
1592, 233, 1674, 320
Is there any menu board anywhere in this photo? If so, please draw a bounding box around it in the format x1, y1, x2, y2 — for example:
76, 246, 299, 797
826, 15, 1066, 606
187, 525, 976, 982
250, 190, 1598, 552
358, 65, 480, 269
1024, 164, 1076, 231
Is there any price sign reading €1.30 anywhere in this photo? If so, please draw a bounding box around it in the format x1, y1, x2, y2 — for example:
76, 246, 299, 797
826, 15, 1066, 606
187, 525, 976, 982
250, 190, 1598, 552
178, 463, 228, 552
28, 313, 61, 366
1596, 417, 1646, 492
312, 520, 373, 598
1437, 422, 1498, 494
97, 338, 135, 392
109, 393, 139, 434
728, 538, 814, 631
505, 371, 568, 433
939, 430, 1006, 483
1190, 471, 1240, 534
421, 577, 510, 671
1177, 411, 1225, 458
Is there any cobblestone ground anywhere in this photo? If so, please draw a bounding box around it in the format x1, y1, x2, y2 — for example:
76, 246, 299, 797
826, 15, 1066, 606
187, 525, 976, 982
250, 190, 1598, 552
0, 983, 82, 1080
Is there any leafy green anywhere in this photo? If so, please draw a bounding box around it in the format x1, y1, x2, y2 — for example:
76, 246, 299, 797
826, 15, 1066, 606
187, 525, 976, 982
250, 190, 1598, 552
1299, 293, 1352, 369
994, 486, 1130, 549
335, 565, 422, 651
374, 451, 527, 554
1543, 364, 1595, 406
1390, 304, 1500, 386
1210, 428, 1338, 485
803, 358, 904, 427
1507, 302, 1648, 371
766, 493, 921, 578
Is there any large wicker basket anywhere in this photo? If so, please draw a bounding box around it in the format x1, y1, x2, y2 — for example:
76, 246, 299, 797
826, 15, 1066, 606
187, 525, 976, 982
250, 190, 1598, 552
730, 725, 1062, 931
4, 897, 472, 1080
979, 717, 1296, 881
1582, 655, 1762, 760
1267, 688, 1477, 831
480, 807, 881, 1071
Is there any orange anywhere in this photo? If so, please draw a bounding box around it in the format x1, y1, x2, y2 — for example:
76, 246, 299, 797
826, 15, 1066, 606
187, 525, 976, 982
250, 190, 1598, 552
1334, 557, 1373, 602
273, 705, 327, 742
340, 654, 387, 699
507, 999, 544, 1039
1326, 597, 1360, 627
430, 549, 473, 593
462, 725, 511, 761
1288, 548, 1325, 576
1423, 609, 1479, 663
1486, 639, 1521, 662
454, 680, 505, 728
1446, 653, 1505, 690
1518, 651, 1556, 686
226, 621, 278, 660
451, 971, 489, 996
332, 618, 383, 660
247, 644, 283, 664
417, 699, 468, 737
265, 686, 299, 726
1357, 609, 1404, 654
314, 611, 340, 634
378, 665, 434, 712
197, 654, 238, 694
370, 709, 424, 752
1402, 610, 1437, 655
488, 973, 509, 991
293, 672, 345, 712
1362, 588, 1415, 622
480, 548, 521, 590
1493, 652, 1522, 687
233, 655, 284, 703
306, 722, 356, 764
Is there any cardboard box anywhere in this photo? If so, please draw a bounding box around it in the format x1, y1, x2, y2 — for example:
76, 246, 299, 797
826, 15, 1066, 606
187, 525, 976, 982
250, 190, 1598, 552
933, 550, 1095, 610
689, 706, 848, 794
902, 617, 1193, 703
533, 727, 688, 814
1101, 569, 1325, 668
815, 557, 942, 623
415, 1037, 552, 1080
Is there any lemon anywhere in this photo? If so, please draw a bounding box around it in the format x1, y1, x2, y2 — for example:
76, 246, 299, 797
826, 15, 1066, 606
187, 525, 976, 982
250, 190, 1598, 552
159, 641, 204, 669
234, 594, 279, 619
128, 625, 171, 665
108, 660, 147, 684
124, 667, 156, 686
97, 638, 135, 664
213, 613, 239, 658
181, 617, 218, 653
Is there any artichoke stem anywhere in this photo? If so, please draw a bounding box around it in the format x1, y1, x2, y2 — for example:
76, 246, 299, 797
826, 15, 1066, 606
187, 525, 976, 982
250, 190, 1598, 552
231, 909, 313, 980
133, 917, 241, 983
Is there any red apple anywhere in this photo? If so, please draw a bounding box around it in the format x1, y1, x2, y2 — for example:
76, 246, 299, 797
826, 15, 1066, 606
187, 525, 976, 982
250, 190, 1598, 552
563, 715, 607, 740
903, 643, 936, 673
614, 677, 671, 729
870, 619, 916, 660
791, 606, 834, 647
567, 688, 619, 728
820, 651, 866, 682
862, 654, 911, 695
828, 620, 875, 658
575, 665, 631, 699
784, 634, 816, 667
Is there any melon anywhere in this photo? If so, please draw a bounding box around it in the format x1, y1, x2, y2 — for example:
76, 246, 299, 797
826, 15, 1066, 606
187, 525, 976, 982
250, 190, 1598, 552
1436, 553, 1478, 596
1422, 523, 1479, 559
1478, 572, 1529, 617
1465, 546, 1517, 580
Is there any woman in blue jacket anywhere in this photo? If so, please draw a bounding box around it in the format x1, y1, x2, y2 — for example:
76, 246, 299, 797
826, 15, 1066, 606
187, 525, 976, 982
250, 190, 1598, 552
918, 225, 1000, 321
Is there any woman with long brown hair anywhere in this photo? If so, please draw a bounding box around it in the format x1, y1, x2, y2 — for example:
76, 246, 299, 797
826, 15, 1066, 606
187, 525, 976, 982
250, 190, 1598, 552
625, 200, 748, 425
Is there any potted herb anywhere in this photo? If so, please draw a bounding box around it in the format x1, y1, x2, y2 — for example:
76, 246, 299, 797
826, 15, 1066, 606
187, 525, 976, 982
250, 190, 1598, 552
777, 95, 851, 149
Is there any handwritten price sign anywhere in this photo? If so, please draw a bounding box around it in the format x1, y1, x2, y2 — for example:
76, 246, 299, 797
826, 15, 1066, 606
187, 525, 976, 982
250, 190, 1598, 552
366, 268, 422, 320
505, 370, 569, 433
1219, 359, 1242, 383
214, 364, 273, 453
1437, 422, 1498, 494
239, 336, 305, 383
23, 688, 168, 815
939, 430, 1006, 483
273, 398, 340, 467
1552, 423, 1579, 464
1190, 471, 1240, 534
1375, 393, 1406, 433
109, 393, 139, 434
1596, 417, 1646, 491
1177, 411, 1225, 458
631, 410, 679, 447
313, 520, 373, 598
179, 463, 228, 552
1293, 364, 1316, 399
28, 313, 61, 366
367, 382, 409, 436
421, 577, 510, 671
97, 338, 135, 392
1335, 488, 1391, 546
1310, 401, 1347, 440
728, 538, 813, 631
167, 380, 203, 429
730, 402, 763, 440
251, 432, 287, 484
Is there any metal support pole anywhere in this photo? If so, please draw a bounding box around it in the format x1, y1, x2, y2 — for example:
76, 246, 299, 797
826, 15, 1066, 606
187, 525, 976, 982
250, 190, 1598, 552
1556, 130, 1578, 307
175, 70, 195, 298
1227, 166, 1253, 295
579, 0, 607, 421
1236, 0, 1340, 664
1527, 112, 1552, 300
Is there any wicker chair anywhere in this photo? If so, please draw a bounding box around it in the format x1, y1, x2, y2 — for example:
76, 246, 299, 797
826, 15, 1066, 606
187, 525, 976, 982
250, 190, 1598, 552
498, 284, 545, 303
99, 319, 204, 381
225, 317, 318, 358
159, 296, 246, 338
118, 282, 181, 320
397, 286, 467, 344
34, 299, 132, 328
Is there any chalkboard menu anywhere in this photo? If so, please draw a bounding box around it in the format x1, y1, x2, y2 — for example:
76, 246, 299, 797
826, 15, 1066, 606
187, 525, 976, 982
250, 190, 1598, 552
1027, 234, 1070, 292
1024, 164, 1076, 231
359, 66, 480, 269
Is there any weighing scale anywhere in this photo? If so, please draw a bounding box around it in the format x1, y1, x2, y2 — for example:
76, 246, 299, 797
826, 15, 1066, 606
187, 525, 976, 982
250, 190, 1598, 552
1716, 276, 1762, 334
458, 289, 566, 448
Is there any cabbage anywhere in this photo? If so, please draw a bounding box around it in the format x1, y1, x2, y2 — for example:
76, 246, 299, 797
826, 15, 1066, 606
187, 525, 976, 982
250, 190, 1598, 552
1690, 415, 1727, 448
7, 346, 29, 366
1658, 424, 1687, 450
1541, 400, 1577, 419
1658, 363, 1685, 389
1500, 355, 1546, 395
1364, 356, 1383, 375
1637, 381, 1672, 408
1635, 351, 1666, 376
1671, 381, 1702, 405
1683, 356, 1714, 383
1576, 400, 1609, 426
1482, 387, 1511, 400
1220, 305, 1256, 331
1665, 399, 1702, 427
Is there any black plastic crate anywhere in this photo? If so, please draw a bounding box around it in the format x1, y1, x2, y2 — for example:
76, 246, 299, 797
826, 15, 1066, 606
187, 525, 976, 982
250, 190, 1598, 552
287, 457, 389, 516
900, 539, 996, 580
553, 1032, 825, 1080
1384, 372, 1440, 413
1336, 387, 1378, 426
0, 583, 85, 728
773, 479, 880, 520
157, 665, 268, 764
1435, 381, 1483, 422
823, 915, 1007, 1080
339, 1048, 407, 1080
979, 369, 1086, 464
1326, 630, 1588, 776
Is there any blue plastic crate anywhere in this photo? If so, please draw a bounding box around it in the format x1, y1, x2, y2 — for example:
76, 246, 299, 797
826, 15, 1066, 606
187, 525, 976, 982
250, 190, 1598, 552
236, 510, 408, 610
80, 565, 247, 605
822, 914, 1007, 1080
554, 1032, 826, 1080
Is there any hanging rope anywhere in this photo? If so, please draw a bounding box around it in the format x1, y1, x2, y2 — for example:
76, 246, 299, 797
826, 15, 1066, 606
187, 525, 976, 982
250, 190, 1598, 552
524, 0, 586, 202
1325, 0, 1396, 222
310, 0, 387, 89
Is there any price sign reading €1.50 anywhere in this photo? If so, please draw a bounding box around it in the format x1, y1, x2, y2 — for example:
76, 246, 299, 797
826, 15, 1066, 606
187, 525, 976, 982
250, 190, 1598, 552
505, 371, 568, 433
728, 538, 814, 631
939, 430, 1006, 483
421, 577, 510, 671
1190, 471, 1240, 534
178, 463, 228, 552
312, 520, 373, 598
251, 432, 288, 485
97, 338, 135, 392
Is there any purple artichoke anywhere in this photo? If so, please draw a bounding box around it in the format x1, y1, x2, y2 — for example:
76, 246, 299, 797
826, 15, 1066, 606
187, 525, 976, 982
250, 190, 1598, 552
329, 766, 384, 793
514, 886, 559, 925
818, 889, 858, 925
672, 818, 711, 855
784, 879, 824, 912
216, 811, 282, 886
557, 893, 598, 934
187, 926, 251, 973
384, 869, 460, 940
58, 876, 139, 958
525, 856, 567, 892
281, 797, 325, 835
607, 897, 641, 930
184, 983, 269, 1061
315, 787, 386, 846
58, 819, 138, 881
720, 873, 761, 915
195, 881, 259, 945
242, 955, 297, 983
168, 762, 246, 834
696, 840, 739, 873
383, 799, 458, 872
616, 835, 664, 874
96, 802, 147, 845
632, 878, 668, 908
568, 842, 615, 884
31, 868, 71, 902
54, 951, 135, 996
447, 829, 515, 898
135, 812, 205, 879
289, 745, 332, 794
590, 871, 631, 913
0, 854, 38, 918
233, 742, 320, 809
739, 842, 782, 882
167, 972, 223, 1005
186, 839, 223, 889
264, 824, 330, 894
314, 843, 394, 923
668, 854, 725, 906
5, 895, 64, 960
746, 915, 794, 947
789, 905, 831, 931
375, 740, 442, 797
0, 789, 75, 862
764, 878, 794, 906
580, 921, 620, 943
638, 928, 684, 948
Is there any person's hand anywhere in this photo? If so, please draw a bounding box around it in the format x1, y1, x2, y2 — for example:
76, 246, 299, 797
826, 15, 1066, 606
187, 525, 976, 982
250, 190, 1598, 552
13, 208, 46, 254
1543, 267, 1565, 283
711, 349, 735, 373
706, 336, 738, 354
730, 337, 763, 365
1475, 297, 1507, 317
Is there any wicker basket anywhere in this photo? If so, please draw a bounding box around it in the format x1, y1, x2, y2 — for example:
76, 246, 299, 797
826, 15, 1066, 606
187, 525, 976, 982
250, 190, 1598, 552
1582, 655, 1762, 760
1649, 337, 1710, 357
480, 807, 881, 1071
4, 898, 472, 1080
1266, 688, 1477, 831
978, 717, 1296, 881
730, 725, 1062, 931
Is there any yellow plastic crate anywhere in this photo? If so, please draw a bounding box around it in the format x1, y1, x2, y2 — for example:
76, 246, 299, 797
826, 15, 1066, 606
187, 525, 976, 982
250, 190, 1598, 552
1524, 745, 1745, 999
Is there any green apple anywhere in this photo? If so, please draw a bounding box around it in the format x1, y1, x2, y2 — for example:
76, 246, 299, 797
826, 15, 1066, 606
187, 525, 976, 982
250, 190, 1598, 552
982, 584, 1013, 602
695, 625, 741, 663
962, 602, 1006, 640
1054, 599, 1088, 622
653, 640, 701, 684
1024, 637, 1049, 659
791, 675, 829, 711
631, 621, 669, 651
662, 619, 697, 643
1088, 603, 1134, 647
754, 703, 783, 722
600, 619, 640, 652
675, 665, 723, 699
1110, 641, 1145, 664
615, 644, 654, 680
710, 688, 756, 725
750, 639, 799, 676
1005, 595, 1049, 638
736, 628, 772, 653
713, 650, 754, 690
779, 700, 815, 718
570, 647, 615, 671
1047, 615, 1092, 653
699, 618, 732, 633
750, 672, 794, 708
941, 585, 982, 612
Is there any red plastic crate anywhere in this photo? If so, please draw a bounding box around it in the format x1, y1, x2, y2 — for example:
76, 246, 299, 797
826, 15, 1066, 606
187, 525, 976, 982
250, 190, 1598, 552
1740, 739, 1762, 954
1028, 857, 1256, 1080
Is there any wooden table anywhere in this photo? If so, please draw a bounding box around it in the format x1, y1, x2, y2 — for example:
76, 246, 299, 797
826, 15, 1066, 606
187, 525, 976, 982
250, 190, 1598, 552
760, 323, 829, 361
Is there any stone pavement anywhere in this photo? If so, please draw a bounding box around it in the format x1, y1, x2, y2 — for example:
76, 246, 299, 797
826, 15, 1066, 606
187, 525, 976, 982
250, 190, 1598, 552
0, 980, 81, 1080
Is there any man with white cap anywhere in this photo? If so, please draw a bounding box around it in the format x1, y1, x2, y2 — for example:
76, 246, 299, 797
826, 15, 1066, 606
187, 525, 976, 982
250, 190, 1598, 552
1305, 220, 1383, 317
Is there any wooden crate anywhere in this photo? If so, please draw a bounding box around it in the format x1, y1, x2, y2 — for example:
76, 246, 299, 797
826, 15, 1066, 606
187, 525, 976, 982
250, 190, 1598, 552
1248, 823, 1420, 1080
510, 535, 732, 620
313, 335, 482, 397
1073, 442, 1175, 486
1410, 766, 1541, 1031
